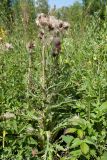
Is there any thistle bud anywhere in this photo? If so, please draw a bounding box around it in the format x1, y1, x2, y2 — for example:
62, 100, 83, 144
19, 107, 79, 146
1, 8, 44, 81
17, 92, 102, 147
52, 37, 61, 56
26, 41, 35, 53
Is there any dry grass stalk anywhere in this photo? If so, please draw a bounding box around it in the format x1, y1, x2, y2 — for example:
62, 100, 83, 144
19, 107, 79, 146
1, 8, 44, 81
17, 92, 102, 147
26, 41, 35, 95
20, 1, 29, 33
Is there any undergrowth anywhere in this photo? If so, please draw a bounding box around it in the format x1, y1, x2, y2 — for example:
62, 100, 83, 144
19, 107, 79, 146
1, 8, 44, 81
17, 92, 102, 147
0, 15, 107, 160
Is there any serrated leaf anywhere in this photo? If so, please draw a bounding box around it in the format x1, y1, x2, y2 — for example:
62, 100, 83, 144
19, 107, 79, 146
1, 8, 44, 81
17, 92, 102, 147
65, 128, 77, 134
80, 142, 89, 155
28, 137, 37, 145
90, 149, 96, 156
71, 138, 82, 148
84, 139, 95, 146
71, 116, 87, 128
62, 135, 73, 146
70, 149, 81, 157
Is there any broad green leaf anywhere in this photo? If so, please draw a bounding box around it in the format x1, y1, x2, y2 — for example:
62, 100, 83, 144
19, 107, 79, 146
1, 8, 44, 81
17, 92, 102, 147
71, 116, 87, 128
84, 139, 95, 146
80, 142, 89, 155
77, 129, 84, 139
69, 158, 77, 160
60, 157, 67, 160
62, 135, 73, 146
70, 149, 81, 157
101, 152, 107, 160
65, 128, 77, 134
71, 138, 82, 148
28, 137, 37, 145
100, 102, 107, 113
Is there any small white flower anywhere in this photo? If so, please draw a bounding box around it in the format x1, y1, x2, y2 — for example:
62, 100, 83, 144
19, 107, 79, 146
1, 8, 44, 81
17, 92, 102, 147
5, 43, 14, 50
0, 112, 15, 120
26, 127, 34, 133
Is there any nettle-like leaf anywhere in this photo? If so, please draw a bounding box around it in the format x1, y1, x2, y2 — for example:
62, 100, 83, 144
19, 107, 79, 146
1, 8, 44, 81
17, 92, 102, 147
70, 149, 82, 158
84, 139, 95, 146
70, 138, 82, 148
62, 135, 74, 146
70, 116, 87, 129
27, 137, 37, 145
80, 142, 89, 155
90, 149, 97, 158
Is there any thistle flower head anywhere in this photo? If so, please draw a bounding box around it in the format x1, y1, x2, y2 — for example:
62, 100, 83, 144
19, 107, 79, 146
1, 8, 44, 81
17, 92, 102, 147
36, 13, 70, 57
36, 13, 70, 32
26, 41, 35, 53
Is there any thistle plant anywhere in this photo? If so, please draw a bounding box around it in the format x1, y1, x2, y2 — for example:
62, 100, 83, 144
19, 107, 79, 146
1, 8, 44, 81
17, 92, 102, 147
34, 13, 70, 159
1, 4, 107, 159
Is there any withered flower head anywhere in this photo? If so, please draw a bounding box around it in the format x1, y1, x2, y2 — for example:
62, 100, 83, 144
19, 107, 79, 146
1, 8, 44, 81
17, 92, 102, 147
32, 148, 38, 157
26, 41, 35, 53
36, 13, 70, 57
36, 13, 70, 32
36, 13, 48, 28
52, 37, 61, 57
63, 22, 70, 30
38, 30, 45, 40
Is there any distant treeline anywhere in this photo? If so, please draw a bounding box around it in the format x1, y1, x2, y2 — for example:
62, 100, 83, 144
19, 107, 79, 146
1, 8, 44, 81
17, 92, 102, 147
0, 0, 107, 30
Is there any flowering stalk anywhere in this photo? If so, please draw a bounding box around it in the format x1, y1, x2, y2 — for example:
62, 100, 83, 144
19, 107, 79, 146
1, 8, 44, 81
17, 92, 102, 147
26, 41, 35, 101
42, 46, 46, 101
41, 36, 47, 108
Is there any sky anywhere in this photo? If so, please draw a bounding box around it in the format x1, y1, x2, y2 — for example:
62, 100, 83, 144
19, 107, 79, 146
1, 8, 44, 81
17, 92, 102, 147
48, 0, 82, 8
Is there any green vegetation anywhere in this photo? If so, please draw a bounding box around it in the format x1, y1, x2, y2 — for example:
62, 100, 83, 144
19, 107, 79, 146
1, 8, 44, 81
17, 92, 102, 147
0, 0, 107, 159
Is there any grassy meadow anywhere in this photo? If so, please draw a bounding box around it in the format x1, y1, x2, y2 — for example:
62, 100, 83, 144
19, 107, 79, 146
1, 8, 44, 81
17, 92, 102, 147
0, 1, 107, 160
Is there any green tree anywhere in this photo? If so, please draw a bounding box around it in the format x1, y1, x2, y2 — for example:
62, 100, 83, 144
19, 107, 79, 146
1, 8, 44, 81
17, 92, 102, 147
0, 0, 14, 29
83, 0, 107, 19
36, 0, 49, 14
56, 2, 82, 24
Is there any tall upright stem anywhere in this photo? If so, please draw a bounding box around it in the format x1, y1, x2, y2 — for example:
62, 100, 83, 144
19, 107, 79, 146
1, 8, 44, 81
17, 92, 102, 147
42, 44, 46, 108
27, 53, 32, 91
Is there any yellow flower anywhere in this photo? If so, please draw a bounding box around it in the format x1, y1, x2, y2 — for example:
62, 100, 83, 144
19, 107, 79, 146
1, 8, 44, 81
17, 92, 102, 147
3, 130, 7, 138
0, 27, 6, 39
